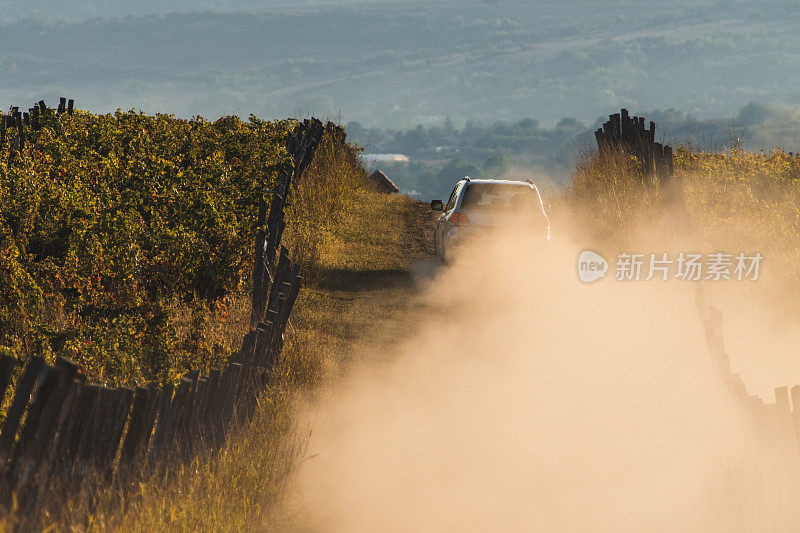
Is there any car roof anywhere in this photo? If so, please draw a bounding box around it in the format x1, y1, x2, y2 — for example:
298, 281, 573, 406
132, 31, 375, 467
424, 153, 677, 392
459, 178, 541, 191
463, 179, 531, 185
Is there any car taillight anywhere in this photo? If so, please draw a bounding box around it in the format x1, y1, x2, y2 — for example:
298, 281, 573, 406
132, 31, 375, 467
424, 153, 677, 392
450, 211, 471, 226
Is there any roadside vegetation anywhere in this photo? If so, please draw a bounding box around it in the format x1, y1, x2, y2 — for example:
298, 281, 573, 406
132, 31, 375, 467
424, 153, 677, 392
0, 105, 400, 528
568, 145, 800, 314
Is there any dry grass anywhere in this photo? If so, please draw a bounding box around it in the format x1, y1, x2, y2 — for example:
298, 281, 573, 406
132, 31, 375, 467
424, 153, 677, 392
679, 148, 800, 308
289, 189, 435, 372
566, 148, 668, 249
566, 146, 800, 316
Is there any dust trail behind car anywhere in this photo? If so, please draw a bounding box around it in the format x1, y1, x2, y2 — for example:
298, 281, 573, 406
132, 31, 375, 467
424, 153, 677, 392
284, 222, 800, 531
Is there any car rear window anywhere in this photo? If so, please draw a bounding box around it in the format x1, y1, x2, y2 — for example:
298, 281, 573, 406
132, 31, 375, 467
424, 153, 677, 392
460, 183, 541, 213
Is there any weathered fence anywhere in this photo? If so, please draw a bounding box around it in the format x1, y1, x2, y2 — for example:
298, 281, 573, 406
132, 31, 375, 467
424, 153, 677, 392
696, 286, 800, 456
1, 98, 74, 158
594, 108, 674, 184
593, 109, 695, 237
251, 117, 325, 327
0, 112, 331, 519
596, 110, 800, 460
593, 109, 799, 463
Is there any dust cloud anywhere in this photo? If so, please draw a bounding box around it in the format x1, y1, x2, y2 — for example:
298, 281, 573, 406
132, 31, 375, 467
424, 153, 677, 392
286, 224, 800, 531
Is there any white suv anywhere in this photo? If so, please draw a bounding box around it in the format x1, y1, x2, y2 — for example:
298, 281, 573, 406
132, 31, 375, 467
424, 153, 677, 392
431, 178, 550, 261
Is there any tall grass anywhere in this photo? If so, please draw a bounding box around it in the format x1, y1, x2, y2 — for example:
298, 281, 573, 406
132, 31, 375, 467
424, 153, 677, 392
566, 148, 667, 248
567, 145, 800, 314
680, 148, 800, 312
283, 124, 369, 276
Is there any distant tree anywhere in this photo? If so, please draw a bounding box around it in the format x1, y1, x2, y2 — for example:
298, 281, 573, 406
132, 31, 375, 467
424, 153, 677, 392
439, 157, 481, 183
444, 116, 455, 135
345, 121, 364, 138
396, 125, 429, 154
555, 117, 584, 130
737, 102, 773, 126
648, 108, 687, 125
484, 151, 508, 177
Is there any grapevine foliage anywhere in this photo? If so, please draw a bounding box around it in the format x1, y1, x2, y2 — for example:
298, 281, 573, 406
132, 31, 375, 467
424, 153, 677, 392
0, 108, 293, 383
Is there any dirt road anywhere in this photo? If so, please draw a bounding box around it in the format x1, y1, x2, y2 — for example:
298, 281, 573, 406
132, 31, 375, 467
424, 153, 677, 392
280, 195, 800, 531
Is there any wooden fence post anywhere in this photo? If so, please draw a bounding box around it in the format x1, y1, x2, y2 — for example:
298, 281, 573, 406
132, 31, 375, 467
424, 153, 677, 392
14, 111, 24, 151
251, 199, 269, 327
594, 109, 674, 184
774, 386, 795, 451
198, 369, 221, 447
9, 360, 77, 496
187, 377, 211, 457
208, 367, 233, 450
38, 376, 83, 486
56, 381, 94, 483
146, 381, 175, 469
69, 384, 104, 491
119, 386, 154, 477
218, 364, 243, 445
159, 378, 192, 464
174, 377, 199, 462
0, 357, 45, 467
101, 387, 134, 481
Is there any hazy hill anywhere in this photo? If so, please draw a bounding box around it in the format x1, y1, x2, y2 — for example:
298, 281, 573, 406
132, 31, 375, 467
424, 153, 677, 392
1, 0, 798, 128
0, 0, 387, 22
